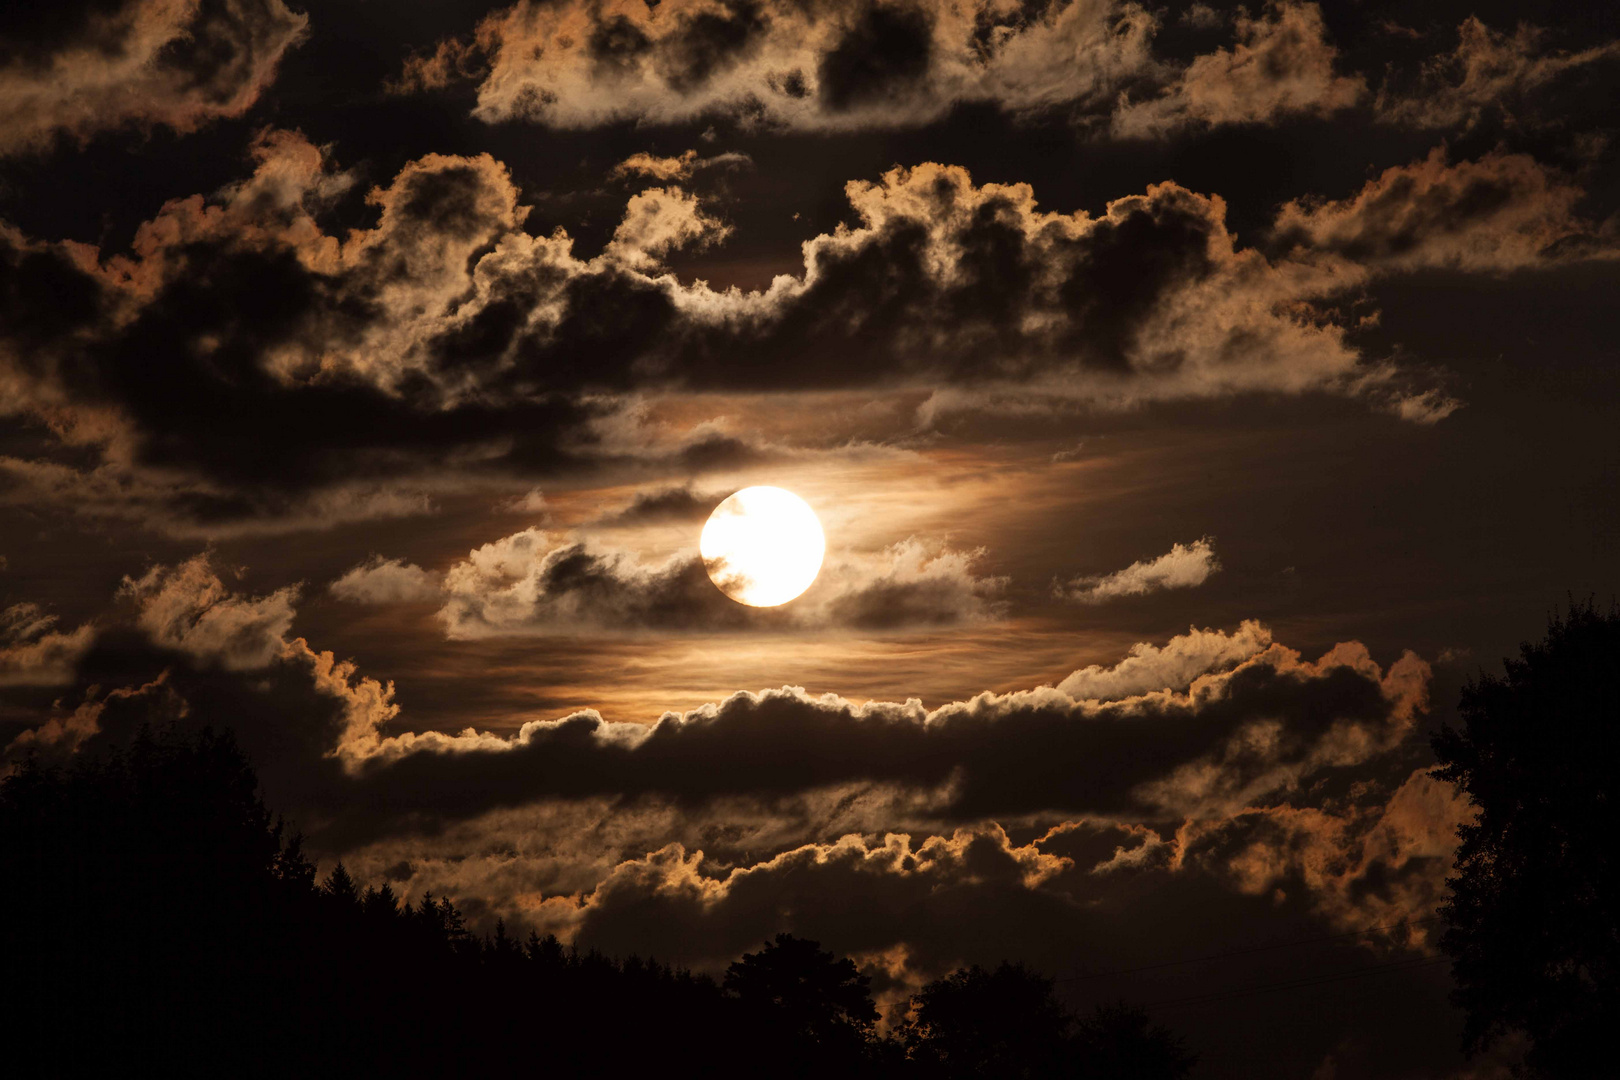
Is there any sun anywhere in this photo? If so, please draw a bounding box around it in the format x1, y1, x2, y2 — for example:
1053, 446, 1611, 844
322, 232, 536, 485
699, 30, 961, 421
701, 486, 826, 607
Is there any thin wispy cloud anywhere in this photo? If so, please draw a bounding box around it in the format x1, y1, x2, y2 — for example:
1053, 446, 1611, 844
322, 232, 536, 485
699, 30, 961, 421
1055, 538, 1221, 604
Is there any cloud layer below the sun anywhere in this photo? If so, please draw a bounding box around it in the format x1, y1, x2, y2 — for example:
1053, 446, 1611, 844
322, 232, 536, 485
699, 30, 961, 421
0, 554, 1466, 1005
8, 555, 1427, 827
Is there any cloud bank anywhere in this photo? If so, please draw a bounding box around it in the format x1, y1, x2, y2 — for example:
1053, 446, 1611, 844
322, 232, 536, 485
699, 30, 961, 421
394, 0, 1161, 132
3, 129, 1609, 533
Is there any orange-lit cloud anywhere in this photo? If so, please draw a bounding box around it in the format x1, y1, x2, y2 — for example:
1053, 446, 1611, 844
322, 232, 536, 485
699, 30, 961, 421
0, 0, 306, 155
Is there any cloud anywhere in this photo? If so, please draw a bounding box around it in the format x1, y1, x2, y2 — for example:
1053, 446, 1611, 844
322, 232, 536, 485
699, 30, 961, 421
394, 0, 1616, 148
1057, 619, 1269, 698
329, 557, 443, 605
0, 556, 398, 786
312, 769, 1463, 1058
610, 149, 753, 182
467, 770, 1462, 1028
670, 163, 1370, 407
12, 134, 1606, 533
432, 528, 1005, 636
0, 0, 307, 155
1056, 538, 1219, 603
3, 557, 1429, 840
121, 554, 298, 669
360, 777, 1454, 998
815, 539, 1008, 631
0, 602, 96, 686
1376, 18, 1620, 132
613, 150, 702, 182
0, 131, 598, 530
1111, 2, 1364, 138
496, 487, 549, 515
1273, 148, 1612, 273
551, 824, 1074, 974
1180, 767, 1474, 942
399, 0, 1161, 132
4, 675, 166, 764
603, 186, 732, 271
594, 485, 724, 527
305, 626, 1430, 837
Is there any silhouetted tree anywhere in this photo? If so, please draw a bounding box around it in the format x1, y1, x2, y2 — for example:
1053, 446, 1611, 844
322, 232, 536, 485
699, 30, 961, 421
0, 725, 310, 1073
725, 933, 882, 1072
322, 860, 358, 903
1072, 1001, 1198, 1080
903, 963, 1194, 1079
904, 962, 1074, 1077
1432, 603, 1620, 1078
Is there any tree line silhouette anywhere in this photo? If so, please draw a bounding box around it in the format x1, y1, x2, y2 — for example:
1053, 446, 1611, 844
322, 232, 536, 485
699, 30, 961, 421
0, 723, 1193, 1078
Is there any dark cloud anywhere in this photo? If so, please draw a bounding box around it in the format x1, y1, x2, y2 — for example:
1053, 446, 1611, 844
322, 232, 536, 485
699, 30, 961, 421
557, 768, 1463, 977
817, 3, 934, 112
0, 0, 306, 155
0, 135, 621, 530
406, 0, 1158, 130
0, 602, 96, 686
1, 559, 1424, 846
9, 127, 1613, 530
332, 639, 1423, 833
670, 160, 1469, 412
656, 0, 770, 93
1178, 766, 1471, 942
595, 485, 725, 526
389, 0, 1620, 155
437, 529, 762, 634
587, 12, 654, 78
3, 133, 1525, 530
1111, 2, 1365, 138
1374, 16, 1620, 132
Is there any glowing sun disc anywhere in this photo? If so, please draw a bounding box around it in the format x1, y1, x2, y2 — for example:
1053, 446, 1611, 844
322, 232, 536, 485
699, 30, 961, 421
701, 486, 826, 607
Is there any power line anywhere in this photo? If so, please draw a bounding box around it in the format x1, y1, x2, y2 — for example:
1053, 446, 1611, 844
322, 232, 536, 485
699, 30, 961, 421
1142, 954, 1450, 1010
1055, 917, 1443, 984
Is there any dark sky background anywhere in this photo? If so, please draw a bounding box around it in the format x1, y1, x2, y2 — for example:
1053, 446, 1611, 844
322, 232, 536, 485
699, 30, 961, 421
2, 1, 1617, 1075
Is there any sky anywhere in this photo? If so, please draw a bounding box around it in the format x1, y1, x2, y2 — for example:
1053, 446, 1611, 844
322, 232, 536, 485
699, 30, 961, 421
1, 1, 1617, 1075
